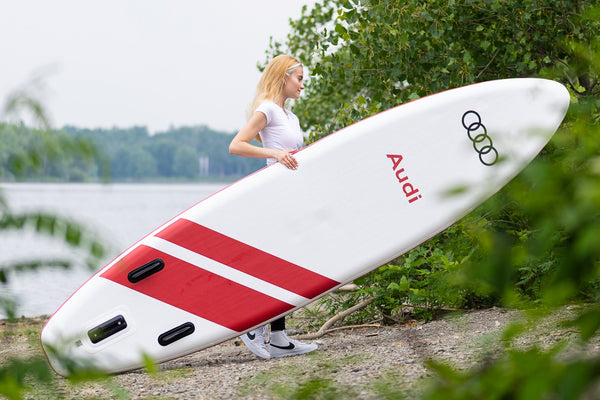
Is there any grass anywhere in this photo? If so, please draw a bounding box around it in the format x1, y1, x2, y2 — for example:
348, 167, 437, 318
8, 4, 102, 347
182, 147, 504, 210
236, 351, 414, 399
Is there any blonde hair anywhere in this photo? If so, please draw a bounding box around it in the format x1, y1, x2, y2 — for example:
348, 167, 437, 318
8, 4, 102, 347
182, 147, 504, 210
248, 54, 303, 119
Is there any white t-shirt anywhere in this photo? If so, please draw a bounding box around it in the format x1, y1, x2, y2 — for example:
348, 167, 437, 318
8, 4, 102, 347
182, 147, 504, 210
255, 101, 304, 165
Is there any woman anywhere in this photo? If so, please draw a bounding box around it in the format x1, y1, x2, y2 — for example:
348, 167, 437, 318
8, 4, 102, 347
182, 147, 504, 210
229, 54, 317, 359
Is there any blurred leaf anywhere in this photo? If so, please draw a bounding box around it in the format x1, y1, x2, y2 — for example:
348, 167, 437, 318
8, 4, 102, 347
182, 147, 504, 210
142, 353, 159, 375
0, 357, 54, 400
568, 306, 600, 341
0, 62, 114, 397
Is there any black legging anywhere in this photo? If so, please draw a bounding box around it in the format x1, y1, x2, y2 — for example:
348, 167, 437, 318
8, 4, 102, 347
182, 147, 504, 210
270, 316, 285, 332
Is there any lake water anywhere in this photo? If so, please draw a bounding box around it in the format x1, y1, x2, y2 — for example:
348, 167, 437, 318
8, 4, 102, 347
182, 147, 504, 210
0, 182, 228, 318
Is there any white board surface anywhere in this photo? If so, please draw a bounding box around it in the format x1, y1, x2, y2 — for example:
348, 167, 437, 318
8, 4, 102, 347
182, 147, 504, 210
41, 78, 570, 375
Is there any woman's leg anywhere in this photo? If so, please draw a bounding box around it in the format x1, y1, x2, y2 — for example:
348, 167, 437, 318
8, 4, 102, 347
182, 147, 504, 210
269, 316, 318, 357
270, 316, 286, 332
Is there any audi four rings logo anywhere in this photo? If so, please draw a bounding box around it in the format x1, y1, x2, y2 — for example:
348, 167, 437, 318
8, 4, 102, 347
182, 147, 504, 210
462, 110, 498, 166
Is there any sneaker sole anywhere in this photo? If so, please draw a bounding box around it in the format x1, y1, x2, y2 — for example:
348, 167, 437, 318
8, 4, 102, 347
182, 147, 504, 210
270, 345, 318, 358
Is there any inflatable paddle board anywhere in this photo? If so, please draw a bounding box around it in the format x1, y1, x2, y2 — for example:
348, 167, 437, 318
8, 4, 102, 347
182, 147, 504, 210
41, 78, 569, 376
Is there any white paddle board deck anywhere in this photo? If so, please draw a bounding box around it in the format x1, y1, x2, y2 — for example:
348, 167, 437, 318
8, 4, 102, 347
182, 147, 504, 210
41, 78, 569, 375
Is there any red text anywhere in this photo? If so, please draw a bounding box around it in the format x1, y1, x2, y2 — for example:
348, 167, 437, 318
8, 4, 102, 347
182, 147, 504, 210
386, 154, 422, 204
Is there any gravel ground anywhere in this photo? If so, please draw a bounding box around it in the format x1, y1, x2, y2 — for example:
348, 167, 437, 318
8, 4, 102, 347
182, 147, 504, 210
1, 306, 598, 399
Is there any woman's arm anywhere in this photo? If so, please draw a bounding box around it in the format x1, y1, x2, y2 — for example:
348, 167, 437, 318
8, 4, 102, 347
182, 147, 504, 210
229, 111, 273, 158
229, 111, 298, 169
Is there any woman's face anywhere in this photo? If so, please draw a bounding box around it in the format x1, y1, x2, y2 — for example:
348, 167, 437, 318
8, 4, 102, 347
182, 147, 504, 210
283, 67, 305, 100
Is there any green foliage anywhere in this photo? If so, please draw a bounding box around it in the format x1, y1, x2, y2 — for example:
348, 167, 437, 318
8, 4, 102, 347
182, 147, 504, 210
271, 1, 600, 397
352, 223, 488, 323
0, 134, 107, 319
423, 346, 600, 400
63, 125, 264, 181
0, 123, 264, 182
313, 221, 497, 327
0, 84, 114, 397
1, 1, 600, 398
0, 357, 54, 400
0, 206, 106, 310
422, 310, 600, 400
459, 95, 600, 308
269, 0, 600, 314
0, 97, 107, 308
287, 378, 341, 400
238, 353, 362, 399
270, 0, 598, 140
173, 146, 200, 179
0, 123, 105, 182
0, 78, 105, 182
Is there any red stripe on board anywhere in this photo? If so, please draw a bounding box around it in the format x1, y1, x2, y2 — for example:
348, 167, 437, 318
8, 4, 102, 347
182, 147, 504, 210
101, 245, 294, 332
155, 219, 339, 299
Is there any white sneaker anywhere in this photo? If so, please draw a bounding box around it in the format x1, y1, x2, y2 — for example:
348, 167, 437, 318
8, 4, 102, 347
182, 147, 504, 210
269, 331, 318, 358
240, 326, 270, 359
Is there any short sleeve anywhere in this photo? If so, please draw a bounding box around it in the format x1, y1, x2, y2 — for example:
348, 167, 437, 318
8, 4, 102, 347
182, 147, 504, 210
255, 102, 276, 125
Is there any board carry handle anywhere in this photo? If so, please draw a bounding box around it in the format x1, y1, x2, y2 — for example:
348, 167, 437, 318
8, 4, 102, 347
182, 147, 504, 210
88, 315, 128, 344
158, 322, 195, 346
127, 258, 165, 283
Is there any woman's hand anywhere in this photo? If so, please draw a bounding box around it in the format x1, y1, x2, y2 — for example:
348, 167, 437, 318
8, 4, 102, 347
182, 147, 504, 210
276, 150, 298, 170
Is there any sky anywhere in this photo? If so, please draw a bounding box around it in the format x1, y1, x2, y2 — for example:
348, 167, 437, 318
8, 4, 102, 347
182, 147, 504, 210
0, 0, 318, 134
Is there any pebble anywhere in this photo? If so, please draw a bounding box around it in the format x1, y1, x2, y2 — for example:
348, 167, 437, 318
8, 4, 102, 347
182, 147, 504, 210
3, 308, 598, 399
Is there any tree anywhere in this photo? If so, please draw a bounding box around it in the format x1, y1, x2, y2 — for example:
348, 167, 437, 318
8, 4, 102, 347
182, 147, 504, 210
269, 0, 598, 140
61, 125, 264, 181
268, 1, 600, 397
173, 146, 200, 179
110, 146, 157, 180
0, 123, 99, 182
148, 138, 177, 177
267, 0, 600, 310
